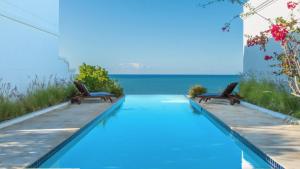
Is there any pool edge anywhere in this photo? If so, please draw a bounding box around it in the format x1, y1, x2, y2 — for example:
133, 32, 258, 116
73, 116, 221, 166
27, 97, 125, 168
189, 98, 285, 169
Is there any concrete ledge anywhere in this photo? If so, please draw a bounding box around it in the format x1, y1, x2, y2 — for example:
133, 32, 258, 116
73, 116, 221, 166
241, 101, 300, 125
0, 101, 70, 129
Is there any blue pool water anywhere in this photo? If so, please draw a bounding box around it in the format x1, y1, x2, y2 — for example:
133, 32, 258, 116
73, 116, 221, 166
110, 75, 239, 94
40, 95, 270, 169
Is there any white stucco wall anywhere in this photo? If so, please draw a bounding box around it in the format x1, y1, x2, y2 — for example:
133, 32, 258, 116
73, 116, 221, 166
0, 0, 70, 91
243, 0, 298, 78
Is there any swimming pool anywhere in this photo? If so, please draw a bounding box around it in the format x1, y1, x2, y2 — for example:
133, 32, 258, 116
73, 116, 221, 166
38, 95, 271, 169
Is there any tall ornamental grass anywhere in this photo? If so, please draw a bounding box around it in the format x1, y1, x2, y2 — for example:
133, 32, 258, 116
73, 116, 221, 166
240, 77, 300, 118
0, 77, 77, 122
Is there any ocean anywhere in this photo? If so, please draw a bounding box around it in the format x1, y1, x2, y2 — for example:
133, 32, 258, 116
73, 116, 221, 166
110, 75, 240, 94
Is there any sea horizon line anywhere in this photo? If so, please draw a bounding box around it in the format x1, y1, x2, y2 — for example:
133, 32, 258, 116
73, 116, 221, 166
109, 74, 240, 76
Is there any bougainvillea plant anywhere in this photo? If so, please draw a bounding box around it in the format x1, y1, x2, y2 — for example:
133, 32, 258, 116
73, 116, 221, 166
246, 1, 300, 97
201, 0, 300, 97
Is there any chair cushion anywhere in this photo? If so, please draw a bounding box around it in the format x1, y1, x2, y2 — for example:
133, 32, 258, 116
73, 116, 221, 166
197, 93, 220, 97
89, 92, 114, 97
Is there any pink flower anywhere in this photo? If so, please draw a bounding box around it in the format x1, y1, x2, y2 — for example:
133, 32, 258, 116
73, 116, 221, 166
264, 55, 273, 61
269, 24, 288, 42
287, 1, 298, 10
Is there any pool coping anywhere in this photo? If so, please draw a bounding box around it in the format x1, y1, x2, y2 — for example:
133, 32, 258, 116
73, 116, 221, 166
0, 101, 70, 129
240, 101, 300, 125
27, 96, 125, 168
189, 98, 285, 169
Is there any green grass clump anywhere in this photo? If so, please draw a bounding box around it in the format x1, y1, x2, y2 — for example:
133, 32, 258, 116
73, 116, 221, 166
240, 77, 300, 118
0, 78, 77, 122
189, 85, 207, 98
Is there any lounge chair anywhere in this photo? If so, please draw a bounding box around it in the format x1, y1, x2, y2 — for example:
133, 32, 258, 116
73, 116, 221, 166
72, 81, 114, 104
196, 82, 240, 105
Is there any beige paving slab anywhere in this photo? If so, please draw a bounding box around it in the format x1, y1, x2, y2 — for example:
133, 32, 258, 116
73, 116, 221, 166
195, 98, 300, 169
0, 99, 117, 169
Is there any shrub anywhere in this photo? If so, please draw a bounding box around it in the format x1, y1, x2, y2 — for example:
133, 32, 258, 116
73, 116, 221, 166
240, 76, 300, 118
0, 77, 76, 122
76, 63, 111, 91
108, 80, 124, 97
189, 85, 207, 98
75, 63, 124, 96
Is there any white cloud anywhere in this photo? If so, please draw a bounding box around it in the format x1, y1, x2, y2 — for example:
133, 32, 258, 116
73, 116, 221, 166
119, 62, 145, 69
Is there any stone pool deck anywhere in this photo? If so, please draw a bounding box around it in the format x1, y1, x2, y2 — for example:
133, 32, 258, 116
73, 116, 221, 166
195, 98, 300, 169
0, 99, 117, 169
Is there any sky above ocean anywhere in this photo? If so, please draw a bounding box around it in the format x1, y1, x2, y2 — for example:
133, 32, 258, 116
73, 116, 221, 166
60, 0, 243, 74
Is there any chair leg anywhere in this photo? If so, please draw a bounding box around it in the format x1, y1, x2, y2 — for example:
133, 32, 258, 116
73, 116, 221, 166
229, 97, 239, 105
71, 97, 76, 104
230, 98, 234, 105
199, 98, 203, 103
101, 96, 112, 103
234, 98, 240, 104
71, 96, 82, 104
228, 96, 240, 105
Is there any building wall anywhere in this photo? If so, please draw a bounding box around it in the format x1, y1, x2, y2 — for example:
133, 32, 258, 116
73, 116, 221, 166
243, 0, 297, 78
0, 0, 70, 91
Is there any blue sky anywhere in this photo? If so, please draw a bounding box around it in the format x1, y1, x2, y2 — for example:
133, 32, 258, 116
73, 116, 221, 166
60, 0, 243, 74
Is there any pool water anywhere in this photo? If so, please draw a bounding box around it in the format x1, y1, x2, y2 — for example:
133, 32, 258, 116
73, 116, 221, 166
40, 95, 270, 169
